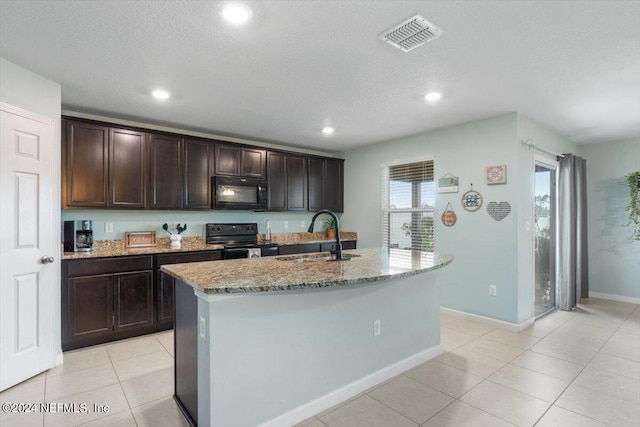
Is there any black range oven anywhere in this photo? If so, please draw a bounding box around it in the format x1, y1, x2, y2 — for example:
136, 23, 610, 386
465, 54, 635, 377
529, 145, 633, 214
206, 223, 278, 259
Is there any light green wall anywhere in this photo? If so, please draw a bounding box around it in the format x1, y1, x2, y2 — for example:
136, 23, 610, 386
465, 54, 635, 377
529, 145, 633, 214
61, 210, 333, 241
583, 138, 640, 300
341, 113, 522, 323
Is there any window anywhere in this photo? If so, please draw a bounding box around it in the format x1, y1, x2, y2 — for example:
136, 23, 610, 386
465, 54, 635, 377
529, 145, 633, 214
382, 159, 435, 251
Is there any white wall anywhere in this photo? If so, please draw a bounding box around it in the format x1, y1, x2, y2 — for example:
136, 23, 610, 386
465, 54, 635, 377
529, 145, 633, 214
583, 138, 640, 300
1, 58, 60, 119
341, 113, 523, 323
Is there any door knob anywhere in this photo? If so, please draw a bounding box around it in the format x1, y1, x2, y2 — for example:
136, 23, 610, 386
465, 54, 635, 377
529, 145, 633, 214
40, 255, 55, 264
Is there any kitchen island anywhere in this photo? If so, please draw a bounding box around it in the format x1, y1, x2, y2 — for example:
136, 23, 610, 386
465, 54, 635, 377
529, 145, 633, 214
161, 248, 453, 427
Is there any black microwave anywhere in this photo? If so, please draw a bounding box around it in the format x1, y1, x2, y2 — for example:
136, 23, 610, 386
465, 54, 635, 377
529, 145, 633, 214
213, 176, 268, 210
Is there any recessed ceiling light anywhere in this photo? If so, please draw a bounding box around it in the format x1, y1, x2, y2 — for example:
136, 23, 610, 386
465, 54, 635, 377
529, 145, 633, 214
219, 2, 252, 24
322, 127, 335, 135
425, 92, 442, 102
152, 89, 170, 100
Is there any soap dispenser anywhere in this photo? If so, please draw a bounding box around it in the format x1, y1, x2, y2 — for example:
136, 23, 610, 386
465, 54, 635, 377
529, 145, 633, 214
265, 220, 271, 242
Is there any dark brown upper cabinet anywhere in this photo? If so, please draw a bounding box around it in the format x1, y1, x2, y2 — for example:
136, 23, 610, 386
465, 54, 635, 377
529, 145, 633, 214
110, 128, 147, 208
148, 133, 182, 209
63, 120, 109, 208
183, 138, 214, 209
308, 157, 344, 213
324, 158, 344, 213
267, 151, 307, 211
215, 143, 266, 178
63, 120, 146, 209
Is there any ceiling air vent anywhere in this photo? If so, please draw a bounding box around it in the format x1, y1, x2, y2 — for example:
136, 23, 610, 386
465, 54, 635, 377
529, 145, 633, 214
379, 14, 442, 52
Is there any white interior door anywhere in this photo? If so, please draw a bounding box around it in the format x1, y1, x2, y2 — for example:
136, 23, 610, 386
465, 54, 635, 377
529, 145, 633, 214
0, 104, 57, 391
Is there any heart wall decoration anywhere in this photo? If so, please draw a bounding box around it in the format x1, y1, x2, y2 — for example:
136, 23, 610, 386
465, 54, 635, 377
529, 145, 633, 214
487, 202, 511, 221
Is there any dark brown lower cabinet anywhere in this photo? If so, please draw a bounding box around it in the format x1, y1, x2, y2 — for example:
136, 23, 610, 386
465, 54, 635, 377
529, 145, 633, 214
62, 255, 163, 351
114, 271, 154, 331
155, 250, 223, 326
68, 274, 113, 342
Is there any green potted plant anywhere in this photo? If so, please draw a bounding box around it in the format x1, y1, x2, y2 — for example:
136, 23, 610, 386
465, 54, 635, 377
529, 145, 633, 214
621, 171, 640, 242
324, 217, 337, 239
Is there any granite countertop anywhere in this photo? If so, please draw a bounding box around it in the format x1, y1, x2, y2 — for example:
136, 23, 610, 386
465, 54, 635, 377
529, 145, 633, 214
161, 247, 453, 294
61, 232, 358, 260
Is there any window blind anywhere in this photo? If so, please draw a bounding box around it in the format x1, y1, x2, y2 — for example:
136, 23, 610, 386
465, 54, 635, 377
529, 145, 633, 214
382, 160, 435, 251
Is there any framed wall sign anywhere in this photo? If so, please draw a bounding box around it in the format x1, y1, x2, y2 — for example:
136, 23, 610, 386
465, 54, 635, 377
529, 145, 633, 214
461, 186, 483, 212
486, 164, 507, 185
438, 174, 459, 193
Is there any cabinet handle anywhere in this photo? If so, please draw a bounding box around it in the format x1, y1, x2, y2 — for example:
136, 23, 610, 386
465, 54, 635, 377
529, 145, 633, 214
40, 255, 55, 264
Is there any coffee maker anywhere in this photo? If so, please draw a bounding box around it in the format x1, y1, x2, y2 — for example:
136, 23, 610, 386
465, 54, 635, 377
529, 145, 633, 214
63, 220, 94, 252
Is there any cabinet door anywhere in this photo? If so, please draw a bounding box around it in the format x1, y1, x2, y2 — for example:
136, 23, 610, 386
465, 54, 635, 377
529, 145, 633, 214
114, 271, 154, 331
242, 148, 266, 178
325, 158, 344, 213
308, 157, 325, 212
215, 144, 241, 176
64, 121, 109, 208
267, 151, 287, 210
68, 274, 113, 340
287, 155, 308, 211
148, 134, 182, 209
183, 139, 213, 209
157, 271, 175, 325
110, 128, 146, 208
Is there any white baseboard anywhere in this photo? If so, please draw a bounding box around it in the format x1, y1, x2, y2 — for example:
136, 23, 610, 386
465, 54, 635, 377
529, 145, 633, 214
440, 307, 535, 332
258, 345, 443, 427
589, 292, 640, 305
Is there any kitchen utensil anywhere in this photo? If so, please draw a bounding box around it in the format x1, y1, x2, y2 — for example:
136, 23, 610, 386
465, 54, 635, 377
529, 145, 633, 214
162, 223, 173, 235
176, 224, 187, 234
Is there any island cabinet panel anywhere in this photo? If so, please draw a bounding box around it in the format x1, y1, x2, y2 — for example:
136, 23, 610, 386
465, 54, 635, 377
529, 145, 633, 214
215, 143, 266, 178
110, 128, 147, 208
148, 133, 182, 209
183, 138, 214, 209
308, 157, 344, 213
174, 279, 199, 425
63, 120, 109, 208
113, 271, 153, 331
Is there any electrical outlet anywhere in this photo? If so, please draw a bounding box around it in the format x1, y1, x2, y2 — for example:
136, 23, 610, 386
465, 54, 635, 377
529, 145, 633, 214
199, 316, 206, 340
489, 285, 497, 296
373, 319, 381, 336
105, 222, 113, 233
284, 221, 289, 229
301, 220, 305, 228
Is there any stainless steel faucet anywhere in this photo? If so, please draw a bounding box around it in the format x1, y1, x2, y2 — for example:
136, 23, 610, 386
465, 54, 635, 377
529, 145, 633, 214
308, 209, 345, 260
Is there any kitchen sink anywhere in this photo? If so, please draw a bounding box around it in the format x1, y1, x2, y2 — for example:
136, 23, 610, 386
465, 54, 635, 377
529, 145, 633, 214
276, 253, 361, 262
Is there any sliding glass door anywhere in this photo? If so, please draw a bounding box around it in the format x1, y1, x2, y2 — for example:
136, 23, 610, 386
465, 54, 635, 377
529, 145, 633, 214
534, 158, 558, 317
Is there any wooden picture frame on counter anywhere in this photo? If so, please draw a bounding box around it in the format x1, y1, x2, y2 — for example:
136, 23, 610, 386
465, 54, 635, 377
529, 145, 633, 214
125, 231, 157, 248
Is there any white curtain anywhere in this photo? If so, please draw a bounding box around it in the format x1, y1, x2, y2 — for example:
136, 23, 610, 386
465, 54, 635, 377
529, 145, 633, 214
557, 154, 589, 310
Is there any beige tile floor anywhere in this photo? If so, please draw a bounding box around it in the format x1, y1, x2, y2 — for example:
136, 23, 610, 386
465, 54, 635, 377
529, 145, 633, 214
1, 298, 638, 427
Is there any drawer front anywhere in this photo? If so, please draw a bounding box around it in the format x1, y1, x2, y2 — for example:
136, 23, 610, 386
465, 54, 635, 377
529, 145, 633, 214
67, 256, 153, 277
156, 250, 222, 266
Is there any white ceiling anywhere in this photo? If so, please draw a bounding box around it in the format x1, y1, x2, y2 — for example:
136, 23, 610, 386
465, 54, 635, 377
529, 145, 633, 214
1, 1, 639, 152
